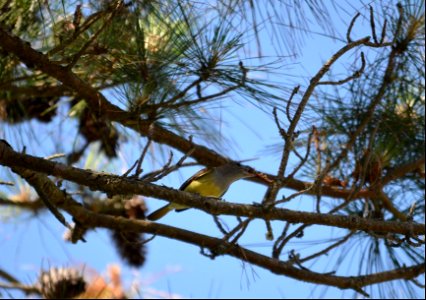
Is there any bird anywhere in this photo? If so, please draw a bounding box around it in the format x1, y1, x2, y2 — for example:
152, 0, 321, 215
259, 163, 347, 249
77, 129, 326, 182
147, 163, 267, 221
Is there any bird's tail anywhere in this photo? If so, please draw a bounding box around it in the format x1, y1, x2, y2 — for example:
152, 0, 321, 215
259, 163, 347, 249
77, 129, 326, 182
147, 204, 173, 221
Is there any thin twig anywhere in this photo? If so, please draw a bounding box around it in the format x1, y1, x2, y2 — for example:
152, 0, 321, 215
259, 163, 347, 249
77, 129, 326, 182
318, 52, 366, 85
376, 190, 407, 221
44, 153, 66, 160
221, 218, 251, 243
0, 269, 19, 284
153, 84, 241, 111
146, 60, 247, 112
157, 78, 203, 108
264, 220, 274, 241
273, 107, 287, 138
141, 146, 196, 182
122, 160, 139, 177
66, 2, 122, 69
380, 19, 388, 44
369, 5, 379, 44
0, 197, 44, 210
299, 232, 355, 263
286, 86, 300, 123
393, 3, 404, 44
48, 14, 103, 56
381, 155, 425, 185
213, 215, 229, 235
274, 224, 308, 258
142, 151, 174, 181
346, 12, 361, 43
229, 218, 252, 244
272, 222, 291, 258
0, 282, 40, 294
140, 161, 200, 182
286, 128, 314, 180
410, 278, 426, 288
208, 218, 253, 258
0, 180, 14, 186
131, 139, 152, 178
275, 184, 314, 205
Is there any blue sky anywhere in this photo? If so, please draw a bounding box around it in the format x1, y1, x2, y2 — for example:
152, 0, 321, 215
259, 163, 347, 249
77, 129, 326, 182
1, 0, 423, 299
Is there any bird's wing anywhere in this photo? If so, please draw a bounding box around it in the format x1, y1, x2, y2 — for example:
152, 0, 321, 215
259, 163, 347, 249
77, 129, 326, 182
179, 167, 210, 191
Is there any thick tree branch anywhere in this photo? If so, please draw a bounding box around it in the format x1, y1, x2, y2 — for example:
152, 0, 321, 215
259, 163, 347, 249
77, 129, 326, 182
72, 207, 425, 292
382, 155, 426, 185
6, 161, 425, 293
0, 142, 423, 236
0, 26, 126, 120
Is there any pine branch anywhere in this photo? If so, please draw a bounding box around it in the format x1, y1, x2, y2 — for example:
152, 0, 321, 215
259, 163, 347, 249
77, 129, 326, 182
0, 141, 423, 236
2, 158, 423, 293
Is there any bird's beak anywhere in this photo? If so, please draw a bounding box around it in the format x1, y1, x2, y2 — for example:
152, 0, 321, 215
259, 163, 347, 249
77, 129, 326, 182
244, 167, 273, 183
253, 172, 273, 183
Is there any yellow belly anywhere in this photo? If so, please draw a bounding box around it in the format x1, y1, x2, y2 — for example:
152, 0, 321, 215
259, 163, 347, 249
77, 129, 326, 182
184, 178, 224, 197
169, 176, 225, 211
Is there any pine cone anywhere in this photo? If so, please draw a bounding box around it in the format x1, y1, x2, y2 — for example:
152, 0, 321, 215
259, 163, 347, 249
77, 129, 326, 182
111, 230, 147, 267
78, 109, 119, 158
37, 267, 86, 299
352, 149, 383, 185
124, 196, 147, 219
110, 196, 147, 267
0, 97, 58, 123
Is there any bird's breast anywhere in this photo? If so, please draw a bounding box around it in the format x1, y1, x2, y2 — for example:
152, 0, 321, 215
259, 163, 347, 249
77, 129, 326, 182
184, 178, 227, 198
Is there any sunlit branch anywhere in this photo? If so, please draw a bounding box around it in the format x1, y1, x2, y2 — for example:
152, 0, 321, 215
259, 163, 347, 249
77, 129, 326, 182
0, 141, 423, 236
7, 162, 422, 293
